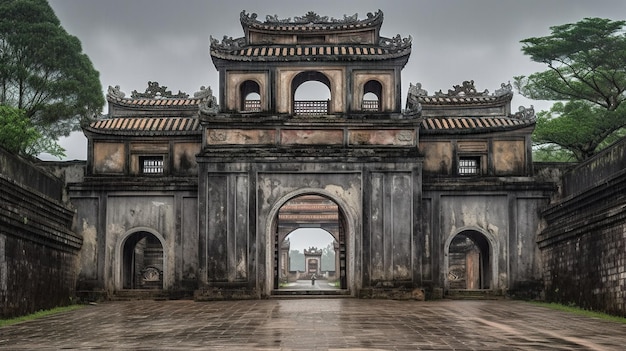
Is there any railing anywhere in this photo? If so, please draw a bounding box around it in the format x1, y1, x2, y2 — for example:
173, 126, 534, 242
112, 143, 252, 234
361, 99, 379, 112
294, 100, 329, 116
243, 99, 261, 112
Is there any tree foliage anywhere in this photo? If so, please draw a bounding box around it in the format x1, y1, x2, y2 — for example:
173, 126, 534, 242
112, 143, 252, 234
0, 104, 64, 158
533, 101, 626, 161
0, 0, 104, 143
515, 17, 626, 161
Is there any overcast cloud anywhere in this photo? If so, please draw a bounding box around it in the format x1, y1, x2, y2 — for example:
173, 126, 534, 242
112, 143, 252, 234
42, 0, 626, 160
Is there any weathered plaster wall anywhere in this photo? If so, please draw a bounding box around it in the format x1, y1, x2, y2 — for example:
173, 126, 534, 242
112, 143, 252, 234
421, 186, 549, 296
198, 158, 421, 298
420, 136, 529, 177
276, 67, 345, 113
224, 71, 269, 112
105, 196, 175, 291
351, 70, 395, 112
93, 142, 125, 174
68, 188, 198, 295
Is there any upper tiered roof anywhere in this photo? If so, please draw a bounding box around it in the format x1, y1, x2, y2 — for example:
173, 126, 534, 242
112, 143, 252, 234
406, 81, 536, 134
210, 10, 411, 64
104, 83, 216, 114
84, 82, 218, 136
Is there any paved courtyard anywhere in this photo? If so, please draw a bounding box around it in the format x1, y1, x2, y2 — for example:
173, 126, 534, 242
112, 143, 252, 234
1, 298, 625, 350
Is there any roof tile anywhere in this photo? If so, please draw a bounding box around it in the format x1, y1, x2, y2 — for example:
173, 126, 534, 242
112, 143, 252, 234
420, 116, 533, 133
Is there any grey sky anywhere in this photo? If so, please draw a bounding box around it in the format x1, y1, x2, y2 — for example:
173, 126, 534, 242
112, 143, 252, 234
43, 0, 626, 160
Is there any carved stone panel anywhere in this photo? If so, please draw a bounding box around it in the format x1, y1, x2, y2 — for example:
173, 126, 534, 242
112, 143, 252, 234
281, 129, 343, 145
206, 129, 276, 145
348, 129, 415, 146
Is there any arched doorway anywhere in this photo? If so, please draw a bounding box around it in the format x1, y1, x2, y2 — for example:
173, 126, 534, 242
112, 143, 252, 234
121, 231, 164, 290
271, 194, 349, 294
291, 71, 332, 115
446, 230, 493, 290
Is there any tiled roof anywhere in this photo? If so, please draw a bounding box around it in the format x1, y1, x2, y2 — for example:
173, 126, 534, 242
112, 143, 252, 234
418, 94, 511, 106
107, 95, 204, 108
240, 10, 384, 32
85, 117, 201, 135
210, 43, 411, 62
420, 116, 534, 134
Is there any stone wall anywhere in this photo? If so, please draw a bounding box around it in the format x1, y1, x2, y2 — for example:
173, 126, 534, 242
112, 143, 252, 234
0, 149, 81, 318
538, 138, 626, 317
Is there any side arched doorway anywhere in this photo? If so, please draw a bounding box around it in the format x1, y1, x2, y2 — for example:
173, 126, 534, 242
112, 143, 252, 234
446, 230, 495, 291
271, 194, 349, 294
120, 231, 165, 290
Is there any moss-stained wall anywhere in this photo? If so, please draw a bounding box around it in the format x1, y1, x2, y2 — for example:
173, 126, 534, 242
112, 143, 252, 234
539, 138, 626, 317
0, 149, 81, 318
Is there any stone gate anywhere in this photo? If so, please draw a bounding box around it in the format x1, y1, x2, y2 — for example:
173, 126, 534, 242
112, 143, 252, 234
69, 10, 553, 299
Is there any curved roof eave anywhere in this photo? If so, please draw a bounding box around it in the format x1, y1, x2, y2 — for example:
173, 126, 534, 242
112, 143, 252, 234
419, 116, 535, 135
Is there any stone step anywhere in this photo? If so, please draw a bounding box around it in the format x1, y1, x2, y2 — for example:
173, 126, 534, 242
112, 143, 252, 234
112, 289, 192, 301
446, 289, 504, 300
271, 289, 351, 297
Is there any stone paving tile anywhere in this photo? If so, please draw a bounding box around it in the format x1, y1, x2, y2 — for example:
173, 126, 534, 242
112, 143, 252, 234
0, 299, 625, 350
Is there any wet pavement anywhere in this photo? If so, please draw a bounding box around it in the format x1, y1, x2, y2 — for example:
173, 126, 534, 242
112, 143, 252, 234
1, 298, 625, 350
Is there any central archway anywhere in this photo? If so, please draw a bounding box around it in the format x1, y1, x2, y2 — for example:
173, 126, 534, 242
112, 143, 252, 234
266, 190, 353, 295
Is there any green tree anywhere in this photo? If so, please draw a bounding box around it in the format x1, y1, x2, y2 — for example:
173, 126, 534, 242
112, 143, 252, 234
515, 17, 626, 161
0, 104, 64, 158
533, 101, 626, 161
0, 0, 103, 144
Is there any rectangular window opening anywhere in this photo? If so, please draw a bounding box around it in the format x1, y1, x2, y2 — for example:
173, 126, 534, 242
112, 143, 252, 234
459, 157, 480, 175
141, 156, 164, 175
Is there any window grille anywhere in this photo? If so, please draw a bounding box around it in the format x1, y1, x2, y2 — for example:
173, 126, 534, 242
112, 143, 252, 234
459, 157, 479, 175
294, 100, 329, 116
362, 99, 379, 112
141, 156, 164, 175
243, 99, 261, 112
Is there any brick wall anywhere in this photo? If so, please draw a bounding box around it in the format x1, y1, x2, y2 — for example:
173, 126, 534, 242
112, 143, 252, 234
538, 138, 626, 317
0, 149, 81, 318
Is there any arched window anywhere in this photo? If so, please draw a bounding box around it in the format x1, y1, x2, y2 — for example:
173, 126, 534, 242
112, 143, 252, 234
291, 71, 332, 115
362, 80, 382, 112
240, 80, 261, 112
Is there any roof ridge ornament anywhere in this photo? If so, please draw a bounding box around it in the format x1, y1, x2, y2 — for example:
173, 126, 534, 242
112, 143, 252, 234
193, 86, 214, 99
131, 81, 189, 99
210, 35, 245, 50
380, 34, 412, 48
435, 80, 489, 97
405, 82, 426, 113
514, 105, 536, 120
107, 85, 125, 99
294, 11, 329, 24
197, 86, 219, 116
494, 81, 513, 97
